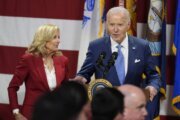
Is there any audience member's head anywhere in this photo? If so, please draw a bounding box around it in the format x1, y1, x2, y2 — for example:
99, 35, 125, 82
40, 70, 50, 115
32, 81, 89, 120
118, 85, 148, 120
91, 87, 124, 120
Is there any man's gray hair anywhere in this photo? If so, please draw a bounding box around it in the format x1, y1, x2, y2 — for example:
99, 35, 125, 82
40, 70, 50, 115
107, 6, 131, 23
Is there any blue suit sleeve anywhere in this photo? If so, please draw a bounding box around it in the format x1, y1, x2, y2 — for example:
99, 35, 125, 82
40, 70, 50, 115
144, 42, 161, 91
77, 42, 96, 82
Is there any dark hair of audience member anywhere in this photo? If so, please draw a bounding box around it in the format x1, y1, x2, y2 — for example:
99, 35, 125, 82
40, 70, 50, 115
91, 87, 124, 120
32, 81, 88, 120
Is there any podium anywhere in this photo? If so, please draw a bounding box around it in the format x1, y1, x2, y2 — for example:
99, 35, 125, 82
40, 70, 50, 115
86, 79, 150, 101
87, 79, 112, 100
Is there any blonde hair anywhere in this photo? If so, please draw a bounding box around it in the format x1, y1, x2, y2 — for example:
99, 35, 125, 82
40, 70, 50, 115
27, 24, 62, 56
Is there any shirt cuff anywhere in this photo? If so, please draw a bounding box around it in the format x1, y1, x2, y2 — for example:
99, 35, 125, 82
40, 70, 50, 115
12, 108, 19, 115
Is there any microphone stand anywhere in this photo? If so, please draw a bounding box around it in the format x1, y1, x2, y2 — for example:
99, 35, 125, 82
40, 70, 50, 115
102, 52, 118, 79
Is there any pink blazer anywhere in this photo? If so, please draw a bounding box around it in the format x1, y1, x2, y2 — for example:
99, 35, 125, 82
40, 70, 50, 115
8, 53, 69, 119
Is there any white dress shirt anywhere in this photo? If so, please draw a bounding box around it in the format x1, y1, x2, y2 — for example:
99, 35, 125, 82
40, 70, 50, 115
110, 33, 129, 76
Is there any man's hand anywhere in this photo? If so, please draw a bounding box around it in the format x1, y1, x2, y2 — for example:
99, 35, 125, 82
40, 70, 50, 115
14, 113, 27, 120
145, 86, 158, 101
70, 76, 87, 84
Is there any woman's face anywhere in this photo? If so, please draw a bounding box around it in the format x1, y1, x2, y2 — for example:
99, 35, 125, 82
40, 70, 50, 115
45, 31, 60, 54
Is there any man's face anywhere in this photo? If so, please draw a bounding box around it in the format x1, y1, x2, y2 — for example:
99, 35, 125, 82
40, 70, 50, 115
123, 94, 147, 120
106, 12, 130, 43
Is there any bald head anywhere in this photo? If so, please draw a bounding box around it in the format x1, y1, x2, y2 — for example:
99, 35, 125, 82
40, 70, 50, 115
118, 85, 145, 96
106, 7, 131, 23
117, 85, 147, 120
118, 85, 145, 107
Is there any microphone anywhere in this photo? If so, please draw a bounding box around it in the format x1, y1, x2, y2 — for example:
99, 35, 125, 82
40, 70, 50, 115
107, 52, 118, 68
103, 52, 118, 77
96, 51, 106, 68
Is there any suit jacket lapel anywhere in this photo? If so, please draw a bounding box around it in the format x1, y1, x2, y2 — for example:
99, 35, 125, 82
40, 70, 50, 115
104, 36, 112, 58
34, 56, 50, 91
126, 36, 137, 82
104, 36, 120, 85
53, 56, 62, 86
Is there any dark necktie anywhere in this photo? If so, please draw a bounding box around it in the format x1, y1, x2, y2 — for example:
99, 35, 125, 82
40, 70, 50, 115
115, 45, 125, 84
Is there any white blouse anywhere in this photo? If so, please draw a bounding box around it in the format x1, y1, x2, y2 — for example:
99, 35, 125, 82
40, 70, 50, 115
44, 65, 57, 91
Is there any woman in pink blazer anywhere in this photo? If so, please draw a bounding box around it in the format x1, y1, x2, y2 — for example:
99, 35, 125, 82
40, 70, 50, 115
8, 24, 69, 120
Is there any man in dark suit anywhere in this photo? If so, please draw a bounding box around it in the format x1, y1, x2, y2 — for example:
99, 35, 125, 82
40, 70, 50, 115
74, 7, 160, 102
